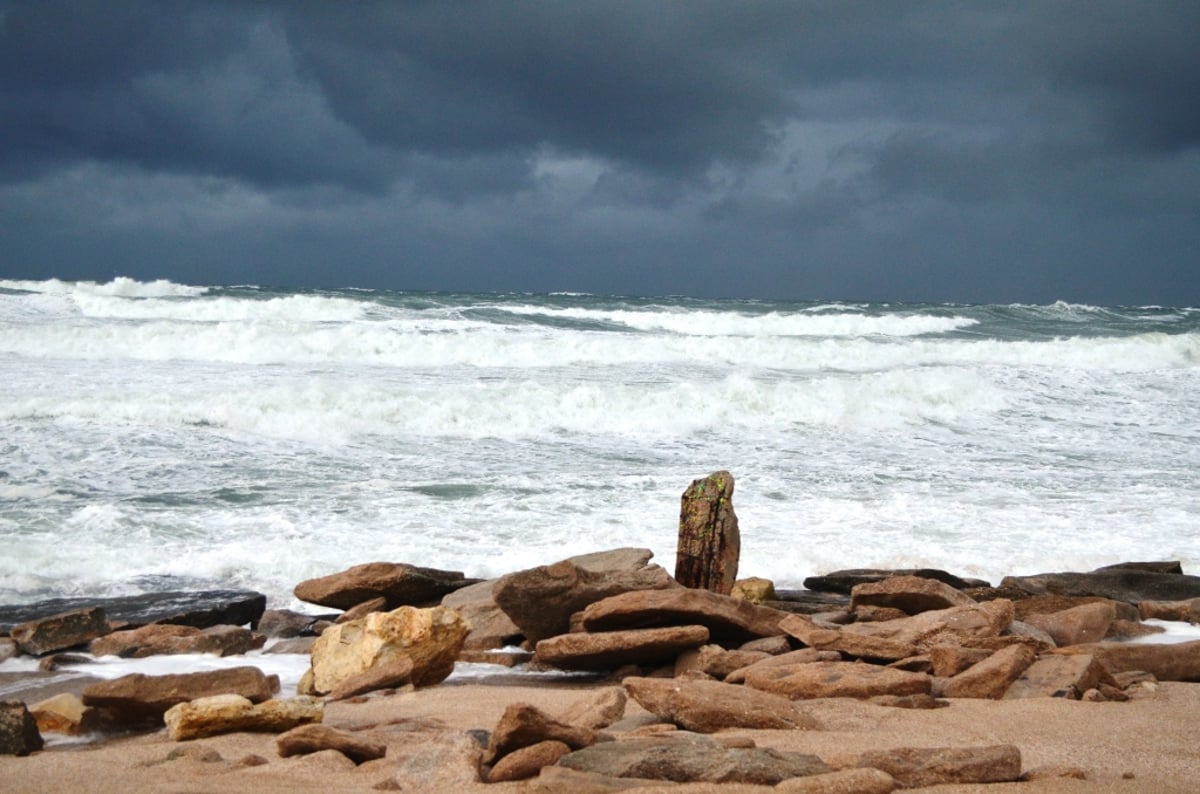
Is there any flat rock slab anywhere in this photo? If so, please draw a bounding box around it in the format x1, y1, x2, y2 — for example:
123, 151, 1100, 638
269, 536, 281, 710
579, 587, 790, 644
850, 575, 977, 615
82, 665, 279, 724
557, 732, 830, 784
1001, 570, 1200, 605
744, 660, 932, 700
535, 625, 710, 671
0, 590, 266, 633
276, 723, 387, 764
293, 562, 473, 610
1053, 640, 1200, 682
624, 676, 815, 732
90, 624, 265, 658
855, 744, 1022, 787
10, 607, 109, 656
164, 694, 324, 741
803, 569, 987, 595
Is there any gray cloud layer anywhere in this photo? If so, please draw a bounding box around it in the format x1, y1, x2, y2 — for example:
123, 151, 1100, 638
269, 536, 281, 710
2, 1, 1197, 303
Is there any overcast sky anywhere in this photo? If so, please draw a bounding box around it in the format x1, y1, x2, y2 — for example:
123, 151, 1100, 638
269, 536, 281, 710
1, 1, 1197, 304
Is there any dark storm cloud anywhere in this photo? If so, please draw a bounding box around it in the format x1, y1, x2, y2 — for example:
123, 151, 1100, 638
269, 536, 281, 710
0, 0, 1197, 303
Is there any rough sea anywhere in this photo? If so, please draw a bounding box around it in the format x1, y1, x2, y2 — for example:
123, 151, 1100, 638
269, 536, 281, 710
3, 277, 1199, 613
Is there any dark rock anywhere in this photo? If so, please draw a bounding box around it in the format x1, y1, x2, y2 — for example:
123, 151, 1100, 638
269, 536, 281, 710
1000, 570, 1200, 605
0, 590, 266, 634
1093, 561, 1184, 575
276, 724, 387, 764
557, 732, 829, 784
675, 471, 740, 595
0, 701, 44, 756
803, 569, 988, 595
294, 562, 472, 610
10, 607, 109, 656
257, 609, 336, 638
82, 666, 279, 725
579, 587, 790, 644
768, 591, 851, 615
623, 676, 815, 732
493, 548, 676, 643
535, 626, 710, 671
37, 653, 92, 671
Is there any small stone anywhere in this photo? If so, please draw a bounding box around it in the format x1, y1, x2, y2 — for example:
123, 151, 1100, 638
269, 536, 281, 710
487, 739, 572, 782
776, 767, 897, 793
276, 723, 387, 764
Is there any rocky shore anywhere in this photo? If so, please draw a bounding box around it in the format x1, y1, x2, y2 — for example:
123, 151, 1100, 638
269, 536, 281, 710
3, 473, 1200, 792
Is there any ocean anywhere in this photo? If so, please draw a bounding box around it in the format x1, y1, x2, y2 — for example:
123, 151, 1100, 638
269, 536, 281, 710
2, 277, 1198, 613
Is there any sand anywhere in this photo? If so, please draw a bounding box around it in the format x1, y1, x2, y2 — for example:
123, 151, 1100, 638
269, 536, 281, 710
3, 676, 1197, 793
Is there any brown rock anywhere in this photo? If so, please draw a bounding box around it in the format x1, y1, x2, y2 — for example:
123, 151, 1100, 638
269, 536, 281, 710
739, 635, 793, 654
557, 687, 628, 731
534, 625, 709, 671
493, 548, 676, 643
294, 562, 471, 610
804, 568, 986, 595
725, 648, 842, 685
675, 471, 740, 594
1013, 594, 1137, 622
526, 766, 667, 792
850, 575, 976, 615
310, 605, 467, 693
10, 607, 109, 656
1002, 653, 1116, 699
580, 587, 789, 644
867, 693, 947, 709
335, 596, 388, 624
0, 701, 44, 756
0, 638, 16, 663
557, 732, 829, 784
82, 666, 278, 724
440, 578, 523, 650
325, 655, 414, 701
942, 644, 1036, 699
257, 608, 333, 638
776, 767, 897, 793
929, 645, 993, 678
487, 739, 572, 782
1024, 601, 1116, 647
743, 660, 932, 700
1053, 640, 1200, 681
1106, 619, 1165, 640
624, 676, 814, 732
90, 623, 264, 658
164, 694, 324, 741
852, 605, 910, 623
800, 599, 1015, 654
857, 744, 1022, 787
483, 702, 597, 766
276, 723, 386, 764
780, 615, 917, 661
1139, 597, 1200, 623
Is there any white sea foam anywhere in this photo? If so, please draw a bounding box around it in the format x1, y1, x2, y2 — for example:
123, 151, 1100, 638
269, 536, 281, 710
0, 276, 208, 297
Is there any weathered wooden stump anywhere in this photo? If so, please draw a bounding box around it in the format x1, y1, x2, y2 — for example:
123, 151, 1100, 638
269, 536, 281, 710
675, 471, 740, 594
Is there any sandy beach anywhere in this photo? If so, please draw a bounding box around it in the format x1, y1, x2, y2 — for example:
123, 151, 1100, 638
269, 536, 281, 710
4, 673, 1198, 793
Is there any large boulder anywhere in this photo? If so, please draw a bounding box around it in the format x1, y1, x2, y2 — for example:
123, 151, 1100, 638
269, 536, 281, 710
164, 694, 324, 741
579, 587, 790, 644
0, 701, 43, 756
294, 562, 472, 610
0, 590, 266, 633
1023, 602, 1116, 647
534, 626, 709, 671
557, 732, 829, 785
850, 575, 977, 615
10, 607, 109, 656
81, 666, 278, 725
439, 578, 523, 651
743, 661, 932, 700
90, 623, 264, 658
493, 548, 676, 643
623, 676, 815, 732
309, 605, 467, 693
675, 471, 740, 594
1001, 570, 1200, 605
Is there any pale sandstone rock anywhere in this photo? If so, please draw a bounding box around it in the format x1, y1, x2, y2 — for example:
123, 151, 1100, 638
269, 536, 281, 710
941, 644, 1036, 699
534, 625, 709, 671
164, 694, 323, 741
28, 693, 87, 735
731, 577, 776, 603
743, 660, 932, 700
310, 605, 466, 693
624, 676, 815, 732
